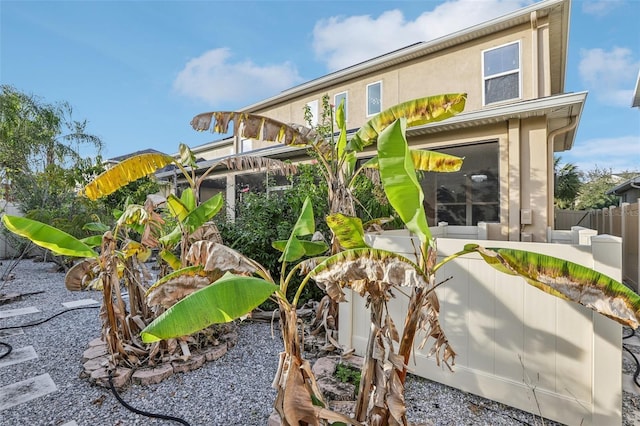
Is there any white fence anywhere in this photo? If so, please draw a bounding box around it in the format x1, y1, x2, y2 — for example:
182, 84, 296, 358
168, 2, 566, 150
339, 231, 623, 426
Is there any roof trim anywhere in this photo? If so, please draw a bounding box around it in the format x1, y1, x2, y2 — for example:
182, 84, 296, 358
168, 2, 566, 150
241, 0, 568, 112
407, 91, 586, 140
606, 175, 640, 195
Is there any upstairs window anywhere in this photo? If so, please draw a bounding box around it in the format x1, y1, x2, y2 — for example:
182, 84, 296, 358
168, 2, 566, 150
334, 91, 348, 122
483, 41, 520, 105
305, 100, 319, 126
366, 81, 382, 116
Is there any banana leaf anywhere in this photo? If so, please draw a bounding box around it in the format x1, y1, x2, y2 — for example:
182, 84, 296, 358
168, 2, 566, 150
141, 272, 278, 342
362, 149, 463, 172
179, 143, 197, 169
82, 152, 175, 201
190, 111, 314, 146
274, 197, 319, 262
2, 215, 97, 259
377, 119, 431, 244
145, 265, 205, 295
464, 244, 640, 328
166, 194, 190, 222
159, 249, 182, 270
348, 94, 466, 151
308, 248, 428, 303
326, 213, 368, 249
183, 193, 223, 231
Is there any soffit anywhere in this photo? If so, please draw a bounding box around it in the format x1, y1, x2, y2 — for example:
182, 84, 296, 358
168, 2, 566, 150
407, 91, 586, 151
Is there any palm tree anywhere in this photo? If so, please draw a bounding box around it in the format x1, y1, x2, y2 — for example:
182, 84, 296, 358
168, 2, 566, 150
554, 156, 581, 209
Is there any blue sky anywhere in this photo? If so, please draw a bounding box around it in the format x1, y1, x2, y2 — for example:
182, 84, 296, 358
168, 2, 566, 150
1, 0, 638, 175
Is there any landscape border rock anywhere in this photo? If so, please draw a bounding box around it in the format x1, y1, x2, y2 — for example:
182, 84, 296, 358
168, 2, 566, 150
81, 337, 237, 390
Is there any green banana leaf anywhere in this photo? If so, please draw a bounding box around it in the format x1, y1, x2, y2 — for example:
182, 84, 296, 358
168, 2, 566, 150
141, 272, 278, 342
2, 215, 97, 258
82, 152, 175, 201
166, 194, 190, 222
335, 99, 348, 161
80, 235, 103, 249
183, 193, 223, 231
362, 149, 463, 173
180, 188, 197, 212
377, 119, 431, 244
464, 244, 640, 328
159, 249, 182, 270
179, 143, 198, 169
274, 197, 318, 262
326, 213, 368, 249
159, 225, 182, 247
348, 94, 466, 151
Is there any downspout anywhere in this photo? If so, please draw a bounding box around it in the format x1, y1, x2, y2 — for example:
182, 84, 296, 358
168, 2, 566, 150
547, 116, 578, 232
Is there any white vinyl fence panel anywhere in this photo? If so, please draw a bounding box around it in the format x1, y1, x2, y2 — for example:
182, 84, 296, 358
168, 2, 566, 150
339, 233, 623, 426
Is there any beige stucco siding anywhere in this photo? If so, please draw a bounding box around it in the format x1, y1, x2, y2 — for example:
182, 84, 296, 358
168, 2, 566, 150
253, 23, 536, 132
518, 116, 549, 241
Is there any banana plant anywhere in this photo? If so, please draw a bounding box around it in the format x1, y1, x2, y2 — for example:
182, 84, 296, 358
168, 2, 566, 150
141, 197, 362, 425
301, 116, 640, 424
1, 202, 163, 366
190, 94, 467, 352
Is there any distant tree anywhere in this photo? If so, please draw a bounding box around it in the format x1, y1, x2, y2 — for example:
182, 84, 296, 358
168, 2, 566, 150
0, 85, 102, 181
0, 86, 107, 237
554, 156, 581, 209
575, 167, 638, 210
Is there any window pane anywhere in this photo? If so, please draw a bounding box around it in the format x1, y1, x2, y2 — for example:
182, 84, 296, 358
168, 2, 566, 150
421, 142, 499, 227
335, 92, 347, 121
484, 43, 519, 76
472, 205, 499, 225
367, 83, 381, 115
306, 100, 318, 126
485, 73, 519, 104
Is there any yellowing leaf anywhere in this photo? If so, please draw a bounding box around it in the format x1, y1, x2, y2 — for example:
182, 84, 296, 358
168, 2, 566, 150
83, 153, 175, 201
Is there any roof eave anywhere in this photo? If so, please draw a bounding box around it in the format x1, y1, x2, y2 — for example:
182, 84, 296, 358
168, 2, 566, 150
241, 0, 568, 112
407, 91, 587, 151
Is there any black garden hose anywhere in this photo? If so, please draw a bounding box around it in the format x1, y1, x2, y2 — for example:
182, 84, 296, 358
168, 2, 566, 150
623, 328, 640, 388
0, 305, 191, 425
107, 371, 191, 425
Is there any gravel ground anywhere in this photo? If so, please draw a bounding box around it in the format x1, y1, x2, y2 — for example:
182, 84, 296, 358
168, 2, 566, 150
0, 259, 637, 426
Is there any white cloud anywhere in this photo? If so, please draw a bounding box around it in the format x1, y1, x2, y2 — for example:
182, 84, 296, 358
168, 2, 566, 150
173, 48, 304, 106
562, 135, 640, 173
579, 47, 640, 107
312, 0, 531, 71
581, 0, 623, 16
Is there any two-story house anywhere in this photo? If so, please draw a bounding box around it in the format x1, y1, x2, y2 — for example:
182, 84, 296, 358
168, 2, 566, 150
169, 0, 584, 243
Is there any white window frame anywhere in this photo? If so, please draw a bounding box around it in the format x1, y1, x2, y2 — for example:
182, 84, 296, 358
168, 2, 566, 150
481, 41, 521, 106
240, 138, 253, 153
366, 81, 383, 116
334, 91, 348, 123
306, 99, 319, 126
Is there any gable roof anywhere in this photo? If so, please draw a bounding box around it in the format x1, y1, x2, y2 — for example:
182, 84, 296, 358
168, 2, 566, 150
241, 0, 571, 113
606, 175, 640, 195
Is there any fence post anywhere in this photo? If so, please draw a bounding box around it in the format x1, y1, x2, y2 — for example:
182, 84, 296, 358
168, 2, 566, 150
591, 234, 622, 281
591, 234, 623, 426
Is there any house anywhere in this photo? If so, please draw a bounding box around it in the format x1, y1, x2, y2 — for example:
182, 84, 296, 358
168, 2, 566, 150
607, 175, 640, 205
166, 0, 585, 243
